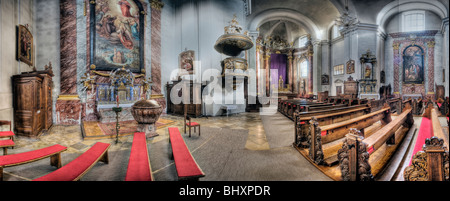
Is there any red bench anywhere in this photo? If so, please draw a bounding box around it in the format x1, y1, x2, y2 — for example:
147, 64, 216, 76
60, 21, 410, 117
125, 132, 153, 181
0, 140, 15, 155
0, 131, 14, 140
33, 142, 110, 181
0, 120, 14, 141
0, 144, 67, 181
168, 127, 205, 181
0, 121, 15, 155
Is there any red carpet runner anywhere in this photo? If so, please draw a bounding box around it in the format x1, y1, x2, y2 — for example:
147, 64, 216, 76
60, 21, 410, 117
409, 117, 433, 165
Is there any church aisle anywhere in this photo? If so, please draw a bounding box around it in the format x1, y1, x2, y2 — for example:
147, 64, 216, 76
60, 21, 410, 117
1, 113, 330, 181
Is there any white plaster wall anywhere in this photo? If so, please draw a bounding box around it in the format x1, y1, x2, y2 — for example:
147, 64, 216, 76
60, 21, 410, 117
329, 37, 344, 96
0, 0, 35, 126
34, 0, 60, 123
161, 0, 246, 116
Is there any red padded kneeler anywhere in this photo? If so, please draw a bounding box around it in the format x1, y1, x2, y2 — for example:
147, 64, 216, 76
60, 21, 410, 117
168, 127, 204, 179
125, 132, 152, 181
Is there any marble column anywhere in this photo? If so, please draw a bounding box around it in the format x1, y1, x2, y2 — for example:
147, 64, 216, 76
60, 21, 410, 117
307, 45, 314, 96
287, 51, 294, 92
392, 41, 400, 98
55, 0, 82, 125
150, 0, 166, 110
426, 40, 435, 99
263, 52, 271, 96
255, 45, 261, 95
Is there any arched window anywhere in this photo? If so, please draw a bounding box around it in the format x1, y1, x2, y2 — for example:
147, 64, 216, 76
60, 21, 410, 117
332, 25, 341, 39
300, 60, 308, 78
402, 11, 425, 32
298, 36, 308, 48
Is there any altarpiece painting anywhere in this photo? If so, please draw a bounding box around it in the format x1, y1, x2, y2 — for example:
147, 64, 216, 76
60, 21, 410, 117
402, 45, 424, 84
90, 0, 145, 73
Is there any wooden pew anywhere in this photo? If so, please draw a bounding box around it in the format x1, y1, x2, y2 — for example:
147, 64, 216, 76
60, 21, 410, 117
301, 104, 392, 165
33, 142, 110, 181
436, 97, 449, 117
337, 105, 414, 181
287, 102, 338, 119
280, 99, 331, 119
168, 127, 205, 181
125, 132, 153, 181
403, 104, 448, 181
387, 98, 402, 114
404, 137, 448, 181
0, 144, 67, 181
294, 104, 371, 148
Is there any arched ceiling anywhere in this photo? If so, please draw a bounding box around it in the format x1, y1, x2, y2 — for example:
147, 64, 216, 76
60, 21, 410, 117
246, 0, 339, 41
246, 0, 449, 40
249, 0, 340, 29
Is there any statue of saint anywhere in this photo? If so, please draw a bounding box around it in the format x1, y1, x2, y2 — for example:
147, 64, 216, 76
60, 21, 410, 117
278, 75, 284, 89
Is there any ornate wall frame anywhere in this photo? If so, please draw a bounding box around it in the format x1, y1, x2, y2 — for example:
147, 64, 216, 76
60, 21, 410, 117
17, 25, 34, 66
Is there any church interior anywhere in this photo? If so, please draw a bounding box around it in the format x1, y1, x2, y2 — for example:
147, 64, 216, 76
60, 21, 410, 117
0, 0, 448, 182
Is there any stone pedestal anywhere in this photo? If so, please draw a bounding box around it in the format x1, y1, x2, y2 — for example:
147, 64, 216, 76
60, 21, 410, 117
137, 123, 158, 138
131, 99, 163, 138
55, 95, 82, 125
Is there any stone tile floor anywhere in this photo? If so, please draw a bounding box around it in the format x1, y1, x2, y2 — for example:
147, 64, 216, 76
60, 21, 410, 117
7, 112, 270, 156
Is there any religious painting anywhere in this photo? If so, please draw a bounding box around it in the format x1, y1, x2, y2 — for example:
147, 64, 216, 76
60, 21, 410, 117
17, 25, 33, 66
321, 74, 329, 85
402, 45, 424, 84
179, 50, 195, 75
346, 60, 355, 74
90, 0, 145, 73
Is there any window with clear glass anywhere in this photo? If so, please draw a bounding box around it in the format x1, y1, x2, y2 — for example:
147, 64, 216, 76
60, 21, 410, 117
298, 36, 308, 48
334, 65, 344, 75
402, 11, 425, 32
300, 60, 308, 77
332, 25, 341, 39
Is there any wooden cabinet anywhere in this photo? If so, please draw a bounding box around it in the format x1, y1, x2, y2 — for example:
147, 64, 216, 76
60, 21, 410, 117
12, 71, 53, 138
166, 80, 205, 117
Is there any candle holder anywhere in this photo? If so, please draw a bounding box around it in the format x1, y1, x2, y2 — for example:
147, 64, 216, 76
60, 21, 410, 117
112, 106, 123, 144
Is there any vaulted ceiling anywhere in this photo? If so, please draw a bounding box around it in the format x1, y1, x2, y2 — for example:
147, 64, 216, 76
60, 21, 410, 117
246, 0, 448, 41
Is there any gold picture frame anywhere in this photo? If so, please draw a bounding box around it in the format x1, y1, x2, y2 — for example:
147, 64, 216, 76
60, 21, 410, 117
17, 25, 33, 66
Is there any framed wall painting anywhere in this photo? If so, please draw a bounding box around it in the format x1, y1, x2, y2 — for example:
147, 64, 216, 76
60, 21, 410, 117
17, 25, 34, 66
402, 45, 424, 84
346, 60, 355, 74
179, 50, 195, 75
321, 74, 329, 85
90, 0, 145, 73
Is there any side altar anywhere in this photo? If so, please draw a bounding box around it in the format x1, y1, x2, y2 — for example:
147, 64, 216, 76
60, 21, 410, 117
80, 66, 152, 123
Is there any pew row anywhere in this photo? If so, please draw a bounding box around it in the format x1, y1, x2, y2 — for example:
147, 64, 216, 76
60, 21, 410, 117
403, 106, 449, 181
168, 127, 205, 181
295, 104, 372, 149
309, 105, 393, 165
33, 142, 110, 181
0, 144, 67, 181
336, 106, 414, 181
125, 132, 153, 181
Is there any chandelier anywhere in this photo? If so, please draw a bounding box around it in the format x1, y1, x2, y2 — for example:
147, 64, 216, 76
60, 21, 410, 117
335, 0, 359, 33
